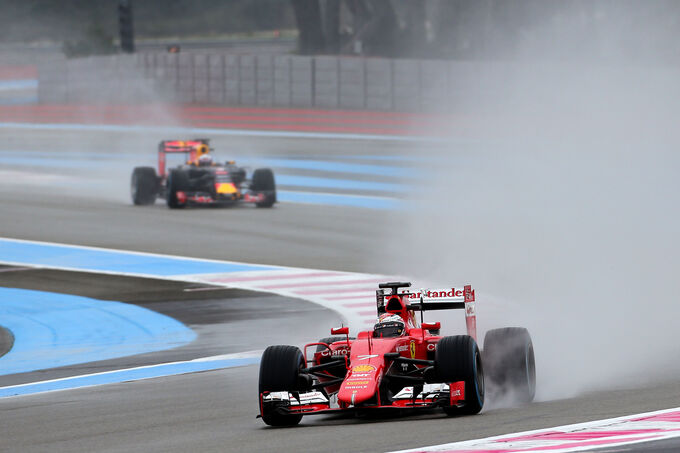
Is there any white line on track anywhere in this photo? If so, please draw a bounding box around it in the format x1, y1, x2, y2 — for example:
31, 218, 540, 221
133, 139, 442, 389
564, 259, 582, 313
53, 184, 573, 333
0, 351, 262, 398
391, 406, 680, 453
0, 266, 32, 273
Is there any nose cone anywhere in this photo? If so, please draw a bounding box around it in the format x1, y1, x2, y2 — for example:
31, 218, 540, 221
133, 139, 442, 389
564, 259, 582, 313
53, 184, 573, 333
338, 363, 381, 406
216, 183, 237, 194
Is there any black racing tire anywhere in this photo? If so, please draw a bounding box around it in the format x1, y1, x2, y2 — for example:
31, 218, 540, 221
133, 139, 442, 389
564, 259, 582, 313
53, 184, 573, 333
166, 169, 189, 209
315, 336, 354, 353
435, 335, 484, 415
315, 336, 353, 382
131, 167, 158, 205
251, 168, 276, 208
258, 345, 306, 427
483, 327, 536, 404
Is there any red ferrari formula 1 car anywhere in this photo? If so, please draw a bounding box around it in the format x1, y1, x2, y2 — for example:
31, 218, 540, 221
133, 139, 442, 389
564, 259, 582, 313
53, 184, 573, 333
130, 139, 276, 209
258, 282, 536, 426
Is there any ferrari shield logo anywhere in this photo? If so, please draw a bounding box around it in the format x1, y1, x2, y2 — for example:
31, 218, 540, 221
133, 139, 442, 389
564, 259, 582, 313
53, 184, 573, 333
409, 341, 416, 359
352, 364, 376, 373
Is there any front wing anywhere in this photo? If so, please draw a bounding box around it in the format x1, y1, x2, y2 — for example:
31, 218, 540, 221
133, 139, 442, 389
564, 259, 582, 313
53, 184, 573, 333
173, 190, 268, 205
259, 382, 465, 418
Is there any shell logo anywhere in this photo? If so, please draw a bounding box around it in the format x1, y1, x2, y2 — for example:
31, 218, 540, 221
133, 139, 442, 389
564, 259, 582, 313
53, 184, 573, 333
351, 364, 375, 373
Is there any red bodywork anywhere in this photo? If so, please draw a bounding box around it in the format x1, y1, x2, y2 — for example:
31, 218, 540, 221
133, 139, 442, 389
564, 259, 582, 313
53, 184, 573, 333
259, 284, 476, 418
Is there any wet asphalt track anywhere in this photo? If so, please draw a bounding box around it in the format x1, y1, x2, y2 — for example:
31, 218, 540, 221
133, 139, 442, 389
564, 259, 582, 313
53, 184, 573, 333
1, 127, 680, 452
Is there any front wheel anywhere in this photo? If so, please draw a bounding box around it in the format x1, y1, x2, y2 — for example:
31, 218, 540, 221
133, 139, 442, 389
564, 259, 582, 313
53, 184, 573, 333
435, 335, 484, 415
258, 345, 306, 426
250, 168, 276, 208
166, 169, 188, 209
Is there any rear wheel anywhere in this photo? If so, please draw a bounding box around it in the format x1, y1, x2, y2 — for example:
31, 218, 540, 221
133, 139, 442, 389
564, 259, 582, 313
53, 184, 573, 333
315, 336, 353, 353
166, 169, 189, 209
131, 167, 158, 205
259, 345, 306, 426
435, 335, 484, 415
315, 336, 353, 379
483, 327, 536, 403
251, 168, 276, 208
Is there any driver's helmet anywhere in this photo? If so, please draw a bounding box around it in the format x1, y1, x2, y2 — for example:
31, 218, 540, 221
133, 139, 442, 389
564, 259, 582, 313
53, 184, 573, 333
197, 143, 209, 155
373, 313, 405, 338
198, 154, 213, 166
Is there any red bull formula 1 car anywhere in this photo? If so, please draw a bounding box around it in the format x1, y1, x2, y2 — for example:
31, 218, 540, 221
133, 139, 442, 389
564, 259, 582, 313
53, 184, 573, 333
130, 139, 276, 209
258, 282, 536, 426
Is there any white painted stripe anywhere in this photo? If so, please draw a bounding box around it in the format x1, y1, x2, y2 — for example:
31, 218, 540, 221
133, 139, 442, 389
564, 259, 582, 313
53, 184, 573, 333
390, 406, 680, 453
293, 286, 378, 296
260, 277, 380, 290
180, 268, 368, 281
191, 351, 262, 362
0, 236, 291, 269
195, 272, 352, 286
0, 266, 32, 273
0, 351, 262, 398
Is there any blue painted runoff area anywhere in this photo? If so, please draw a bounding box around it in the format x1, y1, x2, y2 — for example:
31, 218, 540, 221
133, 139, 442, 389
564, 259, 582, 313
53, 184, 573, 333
0, 356, 259, 397
342, 155, 422, 162
278, 191, 401, 210
0, 238, 275, 276
276, 174, 406, 193
0, 79, 38, 90
0, 288, 197, 376
0, 96, 38, 106
238, 157, 411, 178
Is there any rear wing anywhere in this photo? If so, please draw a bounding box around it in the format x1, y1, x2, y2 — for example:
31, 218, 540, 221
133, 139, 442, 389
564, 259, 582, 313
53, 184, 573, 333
376, 282, 477, 340
157, 139, 211, 177
403, 287, 475, 311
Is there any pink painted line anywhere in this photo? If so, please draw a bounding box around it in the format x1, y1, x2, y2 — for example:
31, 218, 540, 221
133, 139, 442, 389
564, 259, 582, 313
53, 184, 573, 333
182, 105, 433, 119
499, 429, 665, 442
633, 411, 680, 422
421, 450, 512, 453
0, 105, 446, 136
341, 302, 375, 308
0, 114, 418, 136
520, 434, 663, 452
260, 278, 378, 290
358, 310, 377, 316
293, 286, 376, 296
0, 109, 411, 129
1, 103, 428, 120
425, 434, 664, 453
187, 121, 414, 135
0, 66, 37, 79
323, 294, 376, 301
186, 113, 411, 126
205, 271, 345, 284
